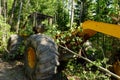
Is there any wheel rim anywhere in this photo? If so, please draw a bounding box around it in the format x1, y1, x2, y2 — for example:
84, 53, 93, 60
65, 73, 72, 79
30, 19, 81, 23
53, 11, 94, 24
27, 47, 36, 69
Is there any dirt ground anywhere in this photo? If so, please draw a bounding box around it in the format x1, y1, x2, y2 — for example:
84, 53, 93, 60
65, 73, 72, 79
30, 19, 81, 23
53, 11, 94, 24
0, 55, 80, 80
0, 58, 27, 80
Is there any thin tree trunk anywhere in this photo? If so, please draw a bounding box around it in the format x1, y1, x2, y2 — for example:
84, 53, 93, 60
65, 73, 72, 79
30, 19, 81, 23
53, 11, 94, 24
80, 0, 87, 23
26, 0, 30, 9
96, 0, 100, 46
70, 0, 74, 28
2, 0, 7, 46
3, 0, 7, 22
0, 0, 1, 15
79, 1, 83, 25
96, 0, 100, 21
16, 0, 23, 33
33, 13, 37, 27
9, 0, 17, 25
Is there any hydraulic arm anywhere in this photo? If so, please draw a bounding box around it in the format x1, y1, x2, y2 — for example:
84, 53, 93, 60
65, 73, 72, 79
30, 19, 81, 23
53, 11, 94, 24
82, 20, 120, 39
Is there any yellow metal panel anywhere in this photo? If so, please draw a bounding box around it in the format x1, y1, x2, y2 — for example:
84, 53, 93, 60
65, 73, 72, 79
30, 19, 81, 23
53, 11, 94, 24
82, 20, 120, 38
81, 29, 97, 37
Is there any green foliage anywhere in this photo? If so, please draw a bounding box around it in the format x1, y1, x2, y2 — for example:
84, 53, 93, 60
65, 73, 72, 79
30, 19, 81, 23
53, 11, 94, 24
0, 15, 11, 52
56, 0, 70, 31
28, 0, 57, 15
8, 0, 58, 32
19, 20, 34, 36
74, 0, 120, 23
7, 0, 14, 12
65, 58, 110, 80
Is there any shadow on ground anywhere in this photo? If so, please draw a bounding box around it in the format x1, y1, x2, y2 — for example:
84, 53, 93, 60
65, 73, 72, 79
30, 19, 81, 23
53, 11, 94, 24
0, 58, 27, 80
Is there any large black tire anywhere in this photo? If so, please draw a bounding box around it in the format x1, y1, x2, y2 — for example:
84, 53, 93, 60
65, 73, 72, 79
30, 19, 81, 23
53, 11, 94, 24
25, 34, 59, 80
7, 34, 24, 59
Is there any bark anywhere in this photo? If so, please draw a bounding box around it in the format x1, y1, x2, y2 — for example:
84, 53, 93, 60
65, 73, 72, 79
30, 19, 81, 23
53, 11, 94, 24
80, 0, 87, 23
3, 0, 7, 21
16, 0, 23, 33
0, 0, 7, 19
9, 0, 17, 25
0, 0, 1, 15
79, 1, 83, 25
70, 0, 74, 28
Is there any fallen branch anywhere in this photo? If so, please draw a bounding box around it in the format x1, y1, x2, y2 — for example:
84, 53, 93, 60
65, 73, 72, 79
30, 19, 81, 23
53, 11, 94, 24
59, 45, 120, 80
4, 47, 10, 53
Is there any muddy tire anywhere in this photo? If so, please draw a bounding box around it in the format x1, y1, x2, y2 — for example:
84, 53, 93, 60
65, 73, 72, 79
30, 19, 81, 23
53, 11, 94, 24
25, 34, 59, 80
7, 34, 24, 59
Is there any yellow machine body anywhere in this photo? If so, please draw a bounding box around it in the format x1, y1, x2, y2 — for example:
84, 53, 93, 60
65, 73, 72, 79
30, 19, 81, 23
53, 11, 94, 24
82, 20, 120, 39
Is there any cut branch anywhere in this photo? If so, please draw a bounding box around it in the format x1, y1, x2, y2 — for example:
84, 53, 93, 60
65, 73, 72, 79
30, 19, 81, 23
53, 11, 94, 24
58, 45, 120, 80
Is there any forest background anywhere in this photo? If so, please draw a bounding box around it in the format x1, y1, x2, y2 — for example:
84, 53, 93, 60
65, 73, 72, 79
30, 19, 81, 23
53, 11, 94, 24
0, 0, 120, 79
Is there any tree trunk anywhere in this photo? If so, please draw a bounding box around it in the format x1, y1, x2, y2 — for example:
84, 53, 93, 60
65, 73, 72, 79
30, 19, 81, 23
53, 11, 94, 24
79, 1, 83, 25
16, 0, 23, 33
0, 0, 7, 19
3, 0, 7, 21
80, 0, 87, 23
70, 0, 74, 28
2, 0, 7, 46
0, 0, 1, 15
9, 0, 17, 26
